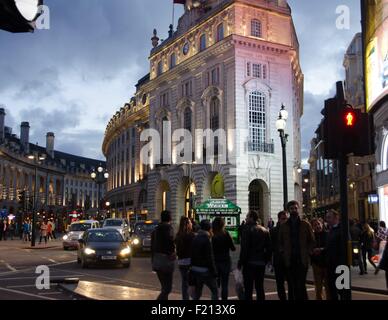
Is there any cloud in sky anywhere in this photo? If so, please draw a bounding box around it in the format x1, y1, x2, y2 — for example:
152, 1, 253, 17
0, 0, 361, 163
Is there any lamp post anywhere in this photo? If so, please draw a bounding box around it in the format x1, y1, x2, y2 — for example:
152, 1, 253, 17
90, 164, 109, 219
27, 152, 46, 247
276, 104, 289, 209
0, 0, 43, 33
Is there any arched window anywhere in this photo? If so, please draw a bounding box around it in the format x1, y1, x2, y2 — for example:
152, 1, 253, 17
249, 91, 266, 149
199, 34, 207, 52
251, 19, 262, 38
210, 98, 220, 130
184, 107, 192, 132
216, 23, 224, 42
170, 53, 176, 69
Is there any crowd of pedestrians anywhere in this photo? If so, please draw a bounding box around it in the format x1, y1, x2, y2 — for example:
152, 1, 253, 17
0, 217, 57, 245
151, 200, 388, 301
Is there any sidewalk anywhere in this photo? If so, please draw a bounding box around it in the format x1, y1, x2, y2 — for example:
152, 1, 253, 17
264, 266, 388, 294
0, 236, 63, 250
60, 281, 183, 300
230, 246, 388, 295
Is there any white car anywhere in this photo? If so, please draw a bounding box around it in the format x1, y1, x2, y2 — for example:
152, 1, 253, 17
63, 220, 100, 250
102, 218, 130, 241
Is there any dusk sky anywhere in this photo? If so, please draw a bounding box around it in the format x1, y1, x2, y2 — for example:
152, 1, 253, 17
0, 0, 361, 165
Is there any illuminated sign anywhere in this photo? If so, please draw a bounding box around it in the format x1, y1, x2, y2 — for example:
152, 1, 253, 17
368, 194, 379, 204
345, 111, 356, 127
365, 0, 388, 111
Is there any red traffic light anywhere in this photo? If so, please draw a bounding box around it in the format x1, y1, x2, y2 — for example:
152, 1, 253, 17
345, 111, 356, 127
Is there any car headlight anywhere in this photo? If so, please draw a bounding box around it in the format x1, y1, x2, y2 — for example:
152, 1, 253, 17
63, 235, 68, 241
120, 247, 131, 256
132, 238, 140, 245
84, 248, 96, 255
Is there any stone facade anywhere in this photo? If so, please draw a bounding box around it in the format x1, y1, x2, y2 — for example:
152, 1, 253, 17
103, 0, 303, 226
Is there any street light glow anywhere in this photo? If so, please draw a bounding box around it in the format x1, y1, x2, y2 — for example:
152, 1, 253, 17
104, 172, 109, 179
91, 172, 97, 179
276, 117, 286, 131
97, 166, 103, 173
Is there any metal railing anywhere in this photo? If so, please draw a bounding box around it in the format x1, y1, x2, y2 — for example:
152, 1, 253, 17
248, 141, 275, 154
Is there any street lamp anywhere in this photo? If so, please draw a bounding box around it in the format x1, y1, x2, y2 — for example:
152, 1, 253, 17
0, 0, 43, 33
276, 104, 289, 209
90, 164, 109, 219
27, 151, 46, 247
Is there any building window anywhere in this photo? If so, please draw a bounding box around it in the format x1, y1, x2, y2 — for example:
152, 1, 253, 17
157, 61, 163, 76
160, 92, 169, 107
210, 98, 220, 130
211, 67, 220, 85
249, 91, 266, 147
181, 80, 192, 97
251, 19, 262, 38
247, 62, 251, 77
199, 34, 206, 52
247, 63, 267, 80
184, 107, 192, 132
252, 63, 261, 78
170, 53, 176, 69
216, 23, 224, 42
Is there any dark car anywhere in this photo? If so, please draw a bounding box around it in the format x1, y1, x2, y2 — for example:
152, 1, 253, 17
130, 220, 158, 255
77, 228, 131, 268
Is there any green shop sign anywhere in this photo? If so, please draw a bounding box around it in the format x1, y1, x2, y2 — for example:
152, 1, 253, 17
195, 198, 241, 243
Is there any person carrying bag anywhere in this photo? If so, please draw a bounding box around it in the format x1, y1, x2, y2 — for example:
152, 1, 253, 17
151, 210, 176, 300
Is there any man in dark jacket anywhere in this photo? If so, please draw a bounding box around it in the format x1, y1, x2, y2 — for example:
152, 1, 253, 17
238, 211, 272, 300
326, 209, 347, 300
270, 211, 288, 301
279, 201, 315, 300
151, 210, 176, 300
191, 220, 218, 300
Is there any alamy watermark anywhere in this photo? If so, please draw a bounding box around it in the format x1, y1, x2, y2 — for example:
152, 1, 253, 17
139, 122, 250, 176
35, 265, 50, 290
34, 5, 50, 30
336, 5, 350, 30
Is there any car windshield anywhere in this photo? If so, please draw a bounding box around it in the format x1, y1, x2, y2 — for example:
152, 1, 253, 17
87, 231, 123, 242
69, 223, 91, 232
135, 223, 157, 235
104, 220, 123, 227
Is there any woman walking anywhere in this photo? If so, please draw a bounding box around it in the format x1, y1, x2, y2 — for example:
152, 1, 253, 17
361, 223, 377, 274
175, 216, 195, 300
212, 217, 236, 300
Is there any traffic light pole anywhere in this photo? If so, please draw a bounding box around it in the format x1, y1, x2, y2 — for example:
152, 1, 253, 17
339, 153, 352, 300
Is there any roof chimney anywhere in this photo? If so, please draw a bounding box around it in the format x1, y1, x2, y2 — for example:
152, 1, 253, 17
20, 122, 30, 154
46, 132, 55, 159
